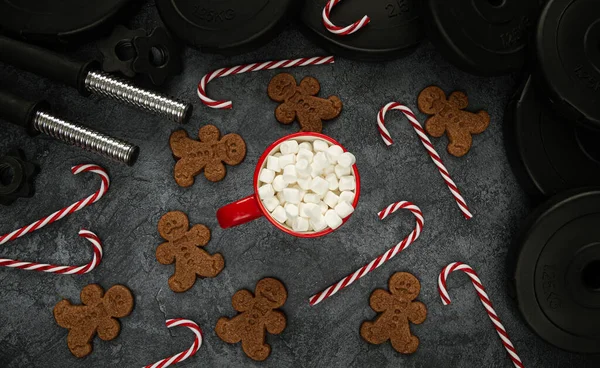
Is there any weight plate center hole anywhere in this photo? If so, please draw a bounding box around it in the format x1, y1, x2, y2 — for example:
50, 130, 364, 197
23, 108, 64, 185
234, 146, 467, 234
149, 46, 169, 68
0, 163, 15, 187
582, 260, 600, 291
487, 0, 506, 8
115, 40, 136, 61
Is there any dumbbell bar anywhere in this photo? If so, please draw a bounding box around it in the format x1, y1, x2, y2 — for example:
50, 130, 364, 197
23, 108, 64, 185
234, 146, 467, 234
0, 35, 191, 124
0, 89, 139, 166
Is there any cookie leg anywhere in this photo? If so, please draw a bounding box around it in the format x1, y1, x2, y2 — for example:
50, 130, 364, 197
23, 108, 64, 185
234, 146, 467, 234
168, 263, 197, 292
241, 330, 271, 361
390, 324, 420, 354
446, 129, 473, 157
66, 326, 96, 358
360, 321, 389, 345
197, 253, 225, 278
215, 317, 242, 344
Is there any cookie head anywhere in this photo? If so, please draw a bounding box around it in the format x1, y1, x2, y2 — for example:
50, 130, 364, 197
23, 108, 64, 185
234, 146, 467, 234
255, 278, 287, 308
158, 211, 189, 240
220, 134, 247, 165
268, 73, 297, 101
389, 272, 420, 301
103, 285, 134, 318
418, 86, 447, 114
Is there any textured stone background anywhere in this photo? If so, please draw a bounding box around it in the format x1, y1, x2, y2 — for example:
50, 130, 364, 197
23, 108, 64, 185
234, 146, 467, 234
1, 2, 598, 367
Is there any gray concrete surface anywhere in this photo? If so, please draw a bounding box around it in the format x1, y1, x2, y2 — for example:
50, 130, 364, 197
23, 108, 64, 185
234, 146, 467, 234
1, 2, 598, 367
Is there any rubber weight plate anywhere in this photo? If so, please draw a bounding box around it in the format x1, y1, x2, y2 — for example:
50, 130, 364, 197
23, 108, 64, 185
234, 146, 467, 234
535, 0, 600, 129
504, 76, 600, 199
422, 0, 541, 76
0, 0, 136, 46
156, 0, 294, 55
300, 0, 424, 62
513, 189, 600, 353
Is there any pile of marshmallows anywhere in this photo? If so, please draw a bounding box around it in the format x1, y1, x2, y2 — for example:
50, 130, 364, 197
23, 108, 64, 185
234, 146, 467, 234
258, 139, 357, 233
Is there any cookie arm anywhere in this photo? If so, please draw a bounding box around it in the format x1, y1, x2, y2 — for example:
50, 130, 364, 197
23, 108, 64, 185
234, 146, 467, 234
369, 289, 392, 312
407, 301, 427, 325
469, 110, 491, 134
53, 300, 75, 328
320, 96, 343, 120
188, 225, 211, 247
169, 130, 194, 158
265, 310, 287, 335
156, 242, 175, 265
231, 290, 254, 312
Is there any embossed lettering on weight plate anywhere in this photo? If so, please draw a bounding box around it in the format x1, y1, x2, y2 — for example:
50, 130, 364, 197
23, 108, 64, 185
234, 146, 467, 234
193, 6, 236, 22
541, 264, 562, 309
574, 65, 600, 92
386, 0, 409, 18
500, 16, 530, 49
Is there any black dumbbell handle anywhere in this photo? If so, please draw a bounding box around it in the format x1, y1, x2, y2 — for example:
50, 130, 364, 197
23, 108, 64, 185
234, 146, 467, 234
0, 89, 47, 135
0, 35, 95, 95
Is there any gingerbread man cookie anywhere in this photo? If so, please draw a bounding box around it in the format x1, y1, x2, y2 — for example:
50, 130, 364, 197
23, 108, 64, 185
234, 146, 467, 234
157, 211, 224, 293
169, 125, 246, 187
268, 73, 343, 133
418, 86, 490, 157
53, 284, 134, 358
215, 278, 287, 361
360, 272, 427, 354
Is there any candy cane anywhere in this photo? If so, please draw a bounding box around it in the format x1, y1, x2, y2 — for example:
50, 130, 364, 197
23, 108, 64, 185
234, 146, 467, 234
143, 319, 203, 368
309, 201, 423, 306
0, 164, 110, 245
0, 229, 102, 274
377, 102, 473, 220
322, 0, 370, 36
438, 262, 524, 368
197, 56, 335, 109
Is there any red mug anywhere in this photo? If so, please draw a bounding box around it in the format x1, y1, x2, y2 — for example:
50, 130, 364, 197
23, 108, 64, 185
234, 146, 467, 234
217, 132, 360, 238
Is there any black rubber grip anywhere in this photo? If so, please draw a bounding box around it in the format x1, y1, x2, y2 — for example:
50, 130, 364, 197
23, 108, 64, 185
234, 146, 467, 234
0, 89, 47, 136
0, 35, 94, 94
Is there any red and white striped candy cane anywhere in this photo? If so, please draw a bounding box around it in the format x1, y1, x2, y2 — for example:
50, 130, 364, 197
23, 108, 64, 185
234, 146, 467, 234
322, 0, 370, 36
197, 56, 335, 109
0, 164, 110, 245
143, 319, 203, 368
438, 262, 524, 368
377, 102, 473, 220
309, 201, 423, 306
0, 229, 102, 274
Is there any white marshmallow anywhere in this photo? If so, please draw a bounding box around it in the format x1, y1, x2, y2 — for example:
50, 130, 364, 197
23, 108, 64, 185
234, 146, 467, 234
267, 156, 281, 173
280, 140, 299, 155
295, 159, 311, 177
297, 148, 314, 163
298, 189, 306, 202
263, 197, 280, 212
273, 152, 282, 157
276, 191, 286, 205
323, 165, 335, 175
323, 191, 340, 208
310, 163, 323, 178
259, 168, 275, 184
292, 217, 309, 232
325, 145, 344, 164
278, 154, 295, 168
310, 215, 328, 232
337, 152, 356, 168
282, 165, 297, 184
319, 201, 329, 214
339, 176, 356, 191
272, 175, 287, 192
297, 177, 312, 191
271, 206, 287, 223
339, 191, 355, 204
310, 176, 330, 196
335, 201, 354, 218
300, 203, 320, 219
313, 139, 329, 152
312, 152, 329, 170
324, 210, 343, 230
325, 173, 339, 191
304, 193, 320, 204
299, 142, 313, 152
335, 164, 351, 178
284, 203, 299, 219
258, 184, 274, 199
283, 188, 301, 204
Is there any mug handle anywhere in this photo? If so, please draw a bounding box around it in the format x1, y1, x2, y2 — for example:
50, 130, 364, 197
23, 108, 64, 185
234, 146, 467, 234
217, 195, 264, 229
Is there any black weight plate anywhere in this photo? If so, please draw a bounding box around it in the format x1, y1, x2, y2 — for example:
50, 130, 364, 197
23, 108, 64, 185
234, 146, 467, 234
504, 76, 600, 199
0, 0, 136, 47
513, 189, 600, 353
300, 0, 424, 62
156, 0, 294, 55
535, 0, 600, 129
422, 0, 541, 76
